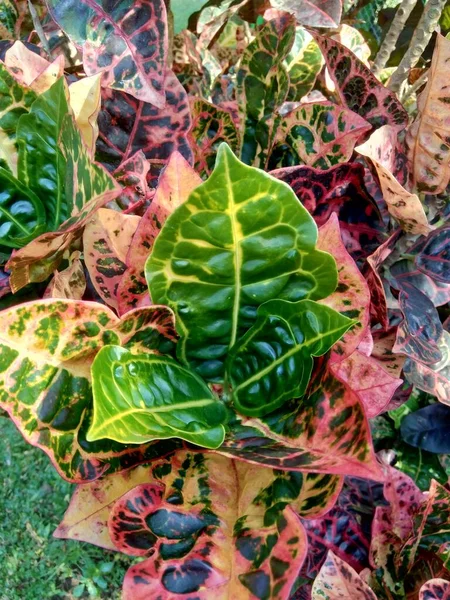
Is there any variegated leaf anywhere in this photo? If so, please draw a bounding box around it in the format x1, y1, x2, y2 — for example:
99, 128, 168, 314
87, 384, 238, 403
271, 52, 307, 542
118, 152, 201, 315
0, 299, 178, 481
285, 27, 323, 102
0, 0, 18, 38
44, 252, 86, 300
270, 101, 371, 170
407, 34, 450, 194
420, 579, 450, 600
83, 208, 140, 311
333, 25, 370, 66
312, 33, 408, 131
146, 144, 337, 383
4, 41, 64, 94
96, 69, 193, 171
237, 12, 296, 166
311, 551, 377, 599
271, 0, 342, 28
46, 0, 168, 106
112, 150, 152, 212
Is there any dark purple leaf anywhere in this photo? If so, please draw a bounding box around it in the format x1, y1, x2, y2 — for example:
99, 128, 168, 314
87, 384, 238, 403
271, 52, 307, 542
401, 404, 450, 454
416, 226, 450, 284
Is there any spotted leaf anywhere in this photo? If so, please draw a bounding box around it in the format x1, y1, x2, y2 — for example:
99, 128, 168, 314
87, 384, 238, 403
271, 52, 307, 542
236, 12, 296, 166
311, 551, 377, 599
272, 162, 384, 262
269, 101, 371, 170
226, 299, 354, 417
118, 152, 201, 315
420, 579, 450, 600
189, 98, 240, 176
407, 34, 450, 194
83, 208, 140, 311
271, 0, 342, 28
312, 33, 408, 131
112, 150, 152, 212
96, 70, 193, 171
146, 144, 337, 383
45, 0, 168, 106
0, 299, 178, 481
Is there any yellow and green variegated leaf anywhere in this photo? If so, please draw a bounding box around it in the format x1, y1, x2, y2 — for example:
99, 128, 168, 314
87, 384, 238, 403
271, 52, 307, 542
285, 27, 323, 102
0, 299, 179, 482
0, 62, 37, 174
145, 144, 338, 382
237, 12, 296, 166
17, 77, 118, 230
226, 299, 355, 417
57, 451, 309, 600
87, 345, 227, 449
0, 0, 18, 38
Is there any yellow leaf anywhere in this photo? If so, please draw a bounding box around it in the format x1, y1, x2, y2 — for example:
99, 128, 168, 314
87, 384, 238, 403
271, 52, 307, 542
69, 73, 102, 155
4, 41, 64, 93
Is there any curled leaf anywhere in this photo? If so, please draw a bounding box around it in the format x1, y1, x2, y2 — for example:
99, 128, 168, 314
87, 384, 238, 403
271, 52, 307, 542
68, 73, 102, 155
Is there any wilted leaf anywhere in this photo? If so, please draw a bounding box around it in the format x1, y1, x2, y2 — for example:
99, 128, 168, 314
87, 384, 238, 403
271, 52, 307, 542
269, 101, 371, 170
68, 74, 102, 155
420, 579, 450, 600
4, 41, 64, 93
400, 403, 450, 453
285, 27, 323, 101
96, 70, 193, 171
272, 162, 384, 261
407, 34, 450, 194
415, 226, 450, 284
312, 33, 408, 131
189, 98, 240, 175
226, 299, 354, 417
46, 0, 168, 106
146, 144, 337, 382
44, 252, 86, 300
237, 12, 296, 166
0, 299, 178, 481
311, 551, 377, 599
271, 0, 342, 28
83, 208, 140, 311
118, 152, 201, 315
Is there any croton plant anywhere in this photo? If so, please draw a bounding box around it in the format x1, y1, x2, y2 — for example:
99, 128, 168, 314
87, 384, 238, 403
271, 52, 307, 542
1, 0, 450, 598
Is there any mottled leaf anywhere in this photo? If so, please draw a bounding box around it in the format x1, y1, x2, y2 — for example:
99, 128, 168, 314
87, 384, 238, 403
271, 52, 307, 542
112, 150, 152, 212
271, 0, 342, 28
312, 551, 377, 600
312, 33, 408, 131
272, 162, 384, 261
96, 70, 193, 171
4, 41, 64, 94
285, 27, 323, 102
0, 299, 178, 481
237, 12, 296, 166
146, 144, 337, 382
416, 226, 450, 284
44, 252, 86, 300
270, 101, 370, 170
334, 25, 370, 66
46, 0, 168, 106
401, 403, 450, 453
189, 98, 240, 176
88, 345, 227, 448
83, 208, 140, 311
420, 579, 450, 600
226, 299, 354, 417
118, 152, 201, 315
407, 34, 450, 194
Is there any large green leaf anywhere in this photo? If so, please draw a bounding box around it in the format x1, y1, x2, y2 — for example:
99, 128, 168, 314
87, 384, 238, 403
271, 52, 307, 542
226, 299, 355, 417
87, 346, 227, 449
146, 144, 338, 382
16, 77, 116, 230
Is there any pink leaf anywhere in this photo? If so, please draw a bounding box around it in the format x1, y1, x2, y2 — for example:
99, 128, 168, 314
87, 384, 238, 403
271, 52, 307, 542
311, 551, 377, 599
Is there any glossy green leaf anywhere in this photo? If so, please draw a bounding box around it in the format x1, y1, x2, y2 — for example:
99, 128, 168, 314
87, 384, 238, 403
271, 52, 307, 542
146, 144, 338, 382
226, 299, 355, 417
88, 346, 227, 448
0, 167, 46, 248
17, 77, 116, 230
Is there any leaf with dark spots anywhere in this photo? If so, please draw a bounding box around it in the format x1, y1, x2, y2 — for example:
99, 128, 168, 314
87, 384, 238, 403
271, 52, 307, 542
272, 162, 385, 262
269, 102, 370, 170
113, 150, 152, 212
0, 299, 178, 482
419, 579, 450, 600
96, 69, 193, 172
118, 152, 201, 315
415, 226, 450, 284
83, 208, 140, 311
311, 551, 377, 599
46, 0, 168, 106
312, 33, 408, 132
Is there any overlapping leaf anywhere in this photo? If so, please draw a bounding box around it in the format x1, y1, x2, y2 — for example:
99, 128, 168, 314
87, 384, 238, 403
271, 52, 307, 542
146, 144, 337, 382
0, 299, 178, 481
311, 551, 377, 599
118, 152, 201, 315
285, 27, 323, 101
226, 299, 354, 417
269, 101, 370, 170
112, 150, 152, 212
44, 252, 86, 300
271, 0, 342, 28
312, 33, 408, 131
407, 34, 450, 194
96, 70, 193, 171
236, 12, 296, 166
46, 0, 168, 106
420, 579, 450, 600
4, 41, 64, 94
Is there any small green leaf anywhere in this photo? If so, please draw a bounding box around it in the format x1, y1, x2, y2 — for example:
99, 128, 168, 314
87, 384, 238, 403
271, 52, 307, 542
226, 299, 355, 416
87, 345, 227, 448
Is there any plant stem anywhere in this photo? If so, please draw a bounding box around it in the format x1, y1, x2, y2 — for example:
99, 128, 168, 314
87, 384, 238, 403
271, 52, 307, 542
372, 0, 418, 77
388, 0, 446, 94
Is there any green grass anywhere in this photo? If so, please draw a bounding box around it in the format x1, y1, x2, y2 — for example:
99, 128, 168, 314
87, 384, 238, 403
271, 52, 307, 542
0, 416, 135, 600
